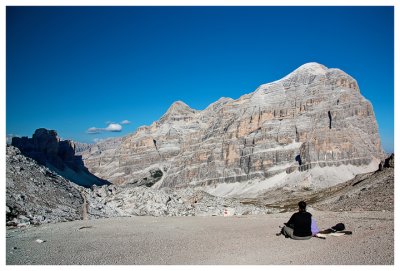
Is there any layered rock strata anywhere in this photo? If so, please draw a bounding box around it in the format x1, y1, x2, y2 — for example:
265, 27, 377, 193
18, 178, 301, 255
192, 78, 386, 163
82, 63, 384, 195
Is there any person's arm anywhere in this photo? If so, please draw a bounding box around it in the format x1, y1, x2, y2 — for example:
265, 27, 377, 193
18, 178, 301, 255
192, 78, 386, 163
285, 213, 295, 228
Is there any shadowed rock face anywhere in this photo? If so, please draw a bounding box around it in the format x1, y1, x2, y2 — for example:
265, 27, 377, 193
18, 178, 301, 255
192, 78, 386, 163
11, 129, 110, 188
81, 63, 384, 194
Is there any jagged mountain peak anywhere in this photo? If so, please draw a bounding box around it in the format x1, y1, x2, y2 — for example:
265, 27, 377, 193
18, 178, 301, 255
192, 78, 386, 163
287, 62, 355, 81
160, 100, 197, 123
255, 62, 358, 97
168, 100, 193, 111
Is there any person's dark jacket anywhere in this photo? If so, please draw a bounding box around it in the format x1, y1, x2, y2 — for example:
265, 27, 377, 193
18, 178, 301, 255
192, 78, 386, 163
285, 211, 312, 237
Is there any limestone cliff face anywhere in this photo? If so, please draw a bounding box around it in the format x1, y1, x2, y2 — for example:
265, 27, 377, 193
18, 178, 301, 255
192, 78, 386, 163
81, 63, 384, 194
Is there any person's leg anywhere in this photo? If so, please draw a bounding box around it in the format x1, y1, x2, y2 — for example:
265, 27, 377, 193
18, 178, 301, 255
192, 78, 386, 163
292, 235, 312, 240
282, 226, 294, 238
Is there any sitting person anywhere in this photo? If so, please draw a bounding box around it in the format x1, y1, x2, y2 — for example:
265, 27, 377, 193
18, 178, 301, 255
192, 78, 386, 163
281, 201, 313, 240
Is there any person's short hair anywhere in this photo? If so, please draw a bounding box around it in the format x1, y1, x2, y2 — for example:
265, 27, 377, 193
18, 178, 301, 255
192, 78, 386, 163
298, 201, 307, 210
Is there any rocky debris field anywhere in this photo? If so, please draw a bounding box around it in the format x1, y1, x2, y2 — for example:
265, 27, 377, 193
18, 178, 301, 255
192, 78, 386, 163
6, 146, 84, 227
84, 184, 274, 219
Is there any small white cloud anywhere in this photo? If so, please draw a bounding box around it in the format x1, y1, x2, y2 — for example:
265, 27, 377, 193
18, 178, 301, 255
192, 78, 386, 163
87, 123, 122, 134
120, 120, 131, 125
105, 123, 122, 132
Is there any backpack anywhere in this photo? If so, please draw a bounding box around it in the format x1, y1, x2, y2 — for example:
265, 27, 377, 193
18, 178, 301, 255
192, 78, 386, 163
331, 223, 345, 232
318, 223, 347, 235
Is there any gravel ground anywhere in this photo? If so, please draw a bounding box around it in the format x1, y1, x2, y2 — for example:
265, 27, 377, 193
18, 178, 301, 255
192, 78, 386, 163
6, 210, 393, 265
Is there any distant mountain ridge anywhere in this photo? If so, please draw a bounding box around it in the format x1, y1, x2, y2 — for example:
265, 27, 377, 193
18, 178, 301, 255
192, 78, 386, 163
76, 62, 384, 197
73, 141, 92, 154
11, 128, 110, 187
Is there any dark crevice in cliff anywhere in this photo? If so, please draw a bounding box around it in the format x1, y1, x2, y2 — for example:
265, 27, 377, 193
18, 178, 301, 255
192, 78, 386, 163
295, 154, 302, 166
328, 111, 332, 129
153, 139, 162, 159
247, 156, 251, 175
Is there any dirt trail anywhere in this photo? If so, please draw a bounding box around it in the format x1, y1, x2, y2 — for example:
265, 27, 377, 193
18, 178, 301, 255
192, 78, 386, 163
80, 190, 88, 220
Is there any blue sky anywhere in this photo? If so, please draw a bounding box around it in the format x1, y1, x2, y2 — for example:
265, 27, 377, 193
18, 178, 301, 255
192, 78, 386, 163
6, 6, 394, 153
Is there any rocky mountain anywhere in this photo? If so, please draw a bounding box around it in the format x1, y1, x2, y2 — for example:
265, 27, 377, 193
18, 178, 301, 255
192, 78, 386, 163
81, 62, 384, 196
78, 136, 123, 157
11, 129, 110, 187
5, 62, 391, 228
73, 141, 92, 154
